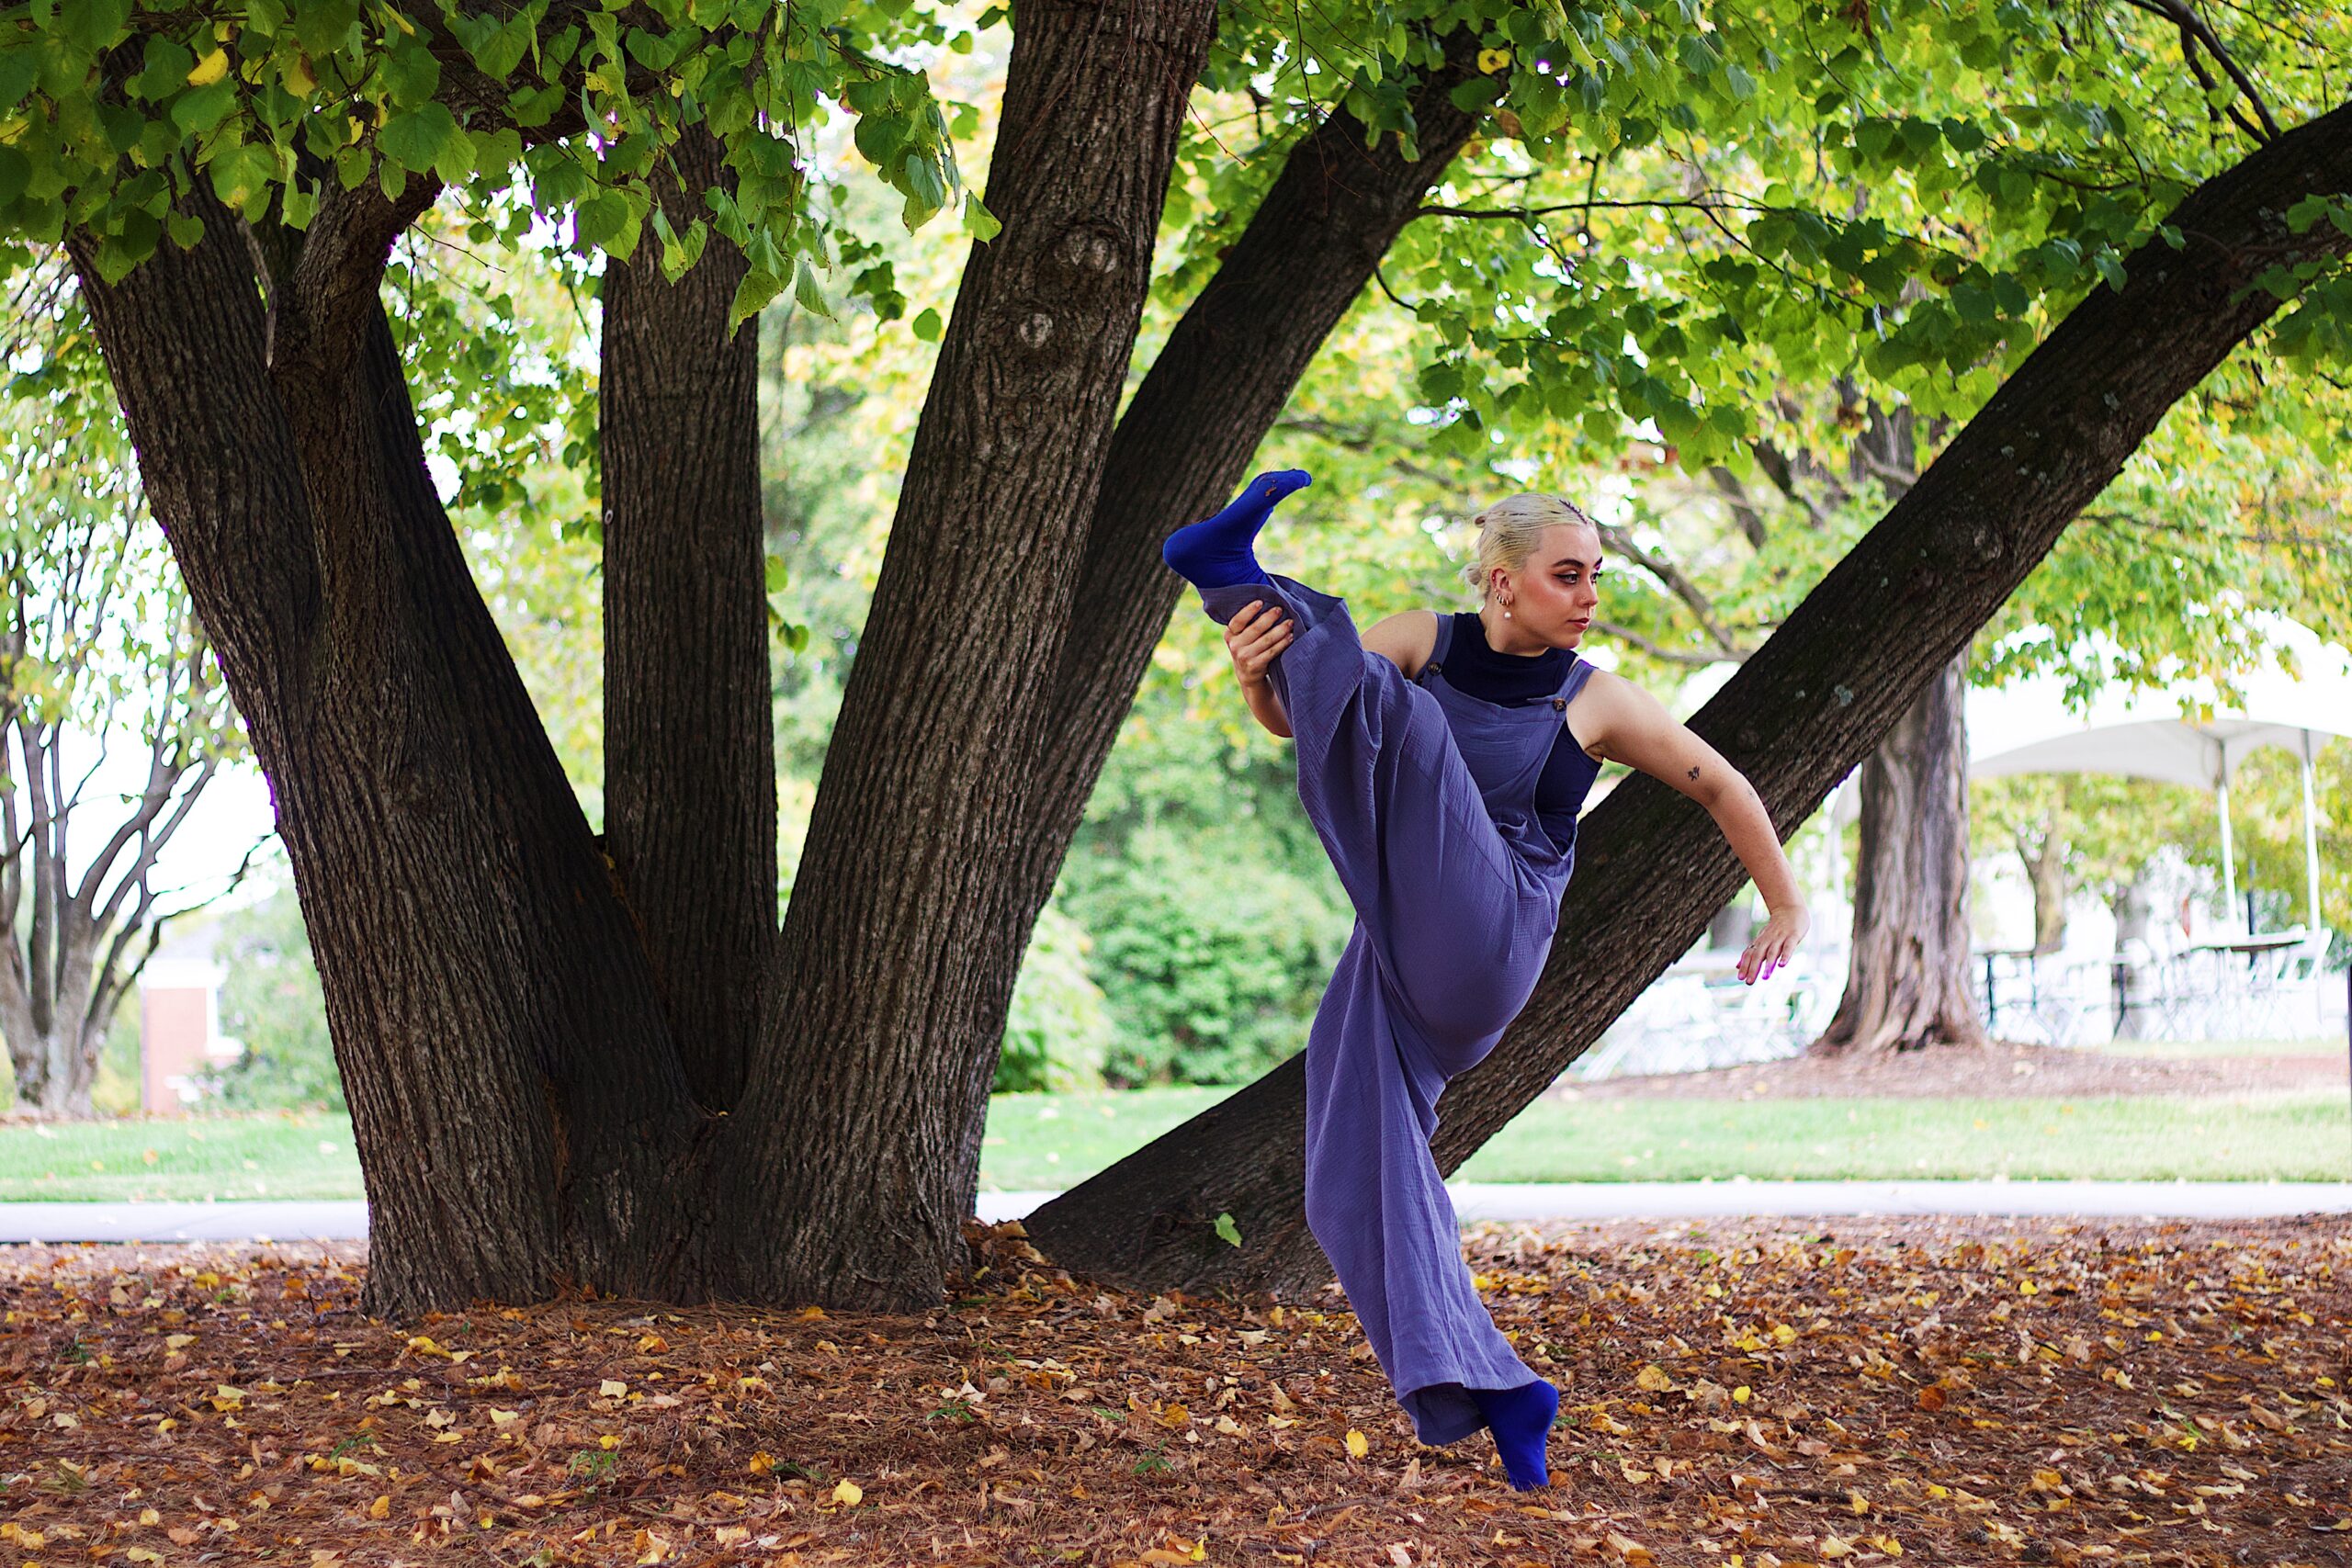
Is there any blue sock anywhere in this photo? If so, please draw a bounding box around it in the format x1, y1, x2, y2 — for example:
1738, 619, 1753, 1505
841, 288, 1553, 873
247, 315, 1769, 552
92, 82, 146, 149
1159, 469, 1311, 590
1469, 1379, 1558, 1490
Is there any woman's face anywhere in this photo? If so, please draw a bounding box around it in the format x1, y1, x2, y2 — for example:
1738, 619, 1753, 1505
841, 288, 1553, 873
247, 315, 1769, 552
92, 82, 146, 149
1493, 523, 1603, 649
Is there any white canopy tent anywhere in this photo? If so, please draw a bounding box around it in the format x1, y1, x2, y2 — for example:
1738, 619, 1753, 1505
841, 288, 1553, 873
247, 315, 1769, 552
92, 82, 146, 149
1971, 717, 2337, 931
1965, 626, 2350, 935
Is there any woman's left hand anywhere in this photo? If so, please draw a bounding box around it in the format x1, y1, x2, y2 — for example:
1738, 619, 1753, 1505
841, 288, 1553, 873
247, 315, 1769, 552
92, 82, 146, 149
1738, 904, 1811, 986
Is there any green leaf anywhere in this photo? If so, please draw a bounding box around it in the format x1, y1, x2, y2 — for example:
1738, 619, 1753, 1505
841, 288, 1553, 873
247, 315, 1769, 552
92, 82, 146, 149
130, 36, 195, 102
474, 19, 535, 81
166, 209, 205, 249
792, 255, 832, 319
1214, 1213, 1242, 1248
0, 146, 28, 209
379, 103, 459, 175
378, 39, 444, 108
962, 194, 1000, 243
62, 0, 132, 51
910, 306, 942, 341
209, 143, 282, 219
0, 48, 39, 115
170, 80, 239, 137
727, 265, 785, 333
2092, 251, 2129, 294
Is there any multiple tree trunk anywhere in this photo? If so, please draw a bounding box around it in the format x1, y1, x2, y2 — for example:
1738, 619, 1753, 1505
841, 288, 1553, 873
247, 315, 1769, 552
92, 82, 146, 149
1026, 96, 2352, 1296
55, 0, 2352, 1314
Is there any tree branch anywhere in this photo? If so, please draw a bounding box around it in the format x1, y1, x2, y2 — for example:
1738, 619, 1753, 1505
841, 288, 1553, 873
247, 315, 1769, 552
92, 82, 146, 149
2119, 0, 2281, 142
1592, 618, 1737, 667
1591, 522, 1745, 657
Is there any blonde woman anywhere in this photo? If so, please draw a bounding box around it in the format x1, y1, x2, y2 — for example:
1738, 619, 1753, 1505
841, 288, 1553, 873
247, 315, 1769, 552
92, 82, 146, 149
1160, 472, 1809, 1488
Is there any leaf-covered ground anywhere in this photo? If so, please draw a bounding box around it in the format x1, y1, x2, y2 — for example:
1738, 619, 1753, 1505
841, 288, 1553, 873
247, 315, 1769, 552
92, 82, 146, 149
4, 1216, 2347, 1567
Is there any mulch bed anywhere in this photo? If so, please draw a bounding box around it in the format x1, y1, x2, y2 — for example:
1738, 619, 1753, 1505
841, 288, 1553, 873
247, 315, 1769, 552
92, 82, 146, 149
1564, 1042, 2350, 1103
5, 1215, 2349, 1566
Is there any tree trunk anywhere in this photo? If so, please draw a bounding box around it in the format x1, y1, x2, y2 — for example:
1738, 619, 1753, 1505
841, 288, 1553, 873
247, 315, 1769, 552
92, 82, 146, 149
716, 0, 1221, 1308
601, 125, 774, 1110
1026, 96, 2352, 1296
2022, 811, 2068, 955
1812, 651, 1986, 1054
71, 188, 713, 1315
2109, 869, 2157, 1039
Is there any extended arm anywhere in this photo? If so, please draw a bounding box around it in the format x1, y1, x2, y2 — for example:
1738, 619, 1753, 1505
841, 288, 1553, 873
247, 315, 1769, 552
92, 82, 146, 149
1569, 671, 1811, 983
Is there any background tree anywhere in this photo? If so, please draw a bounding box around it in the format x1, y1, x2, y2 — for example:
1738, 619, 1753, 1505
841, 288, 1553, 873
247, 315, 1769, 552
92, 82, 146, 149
0, 268, 247, 1116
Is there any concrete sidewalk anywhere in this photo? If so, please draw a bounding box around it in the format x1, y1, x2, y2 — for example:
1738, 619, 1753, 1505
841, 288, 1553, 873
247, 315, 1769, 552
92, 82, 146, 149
3, 1181, 2348, 1245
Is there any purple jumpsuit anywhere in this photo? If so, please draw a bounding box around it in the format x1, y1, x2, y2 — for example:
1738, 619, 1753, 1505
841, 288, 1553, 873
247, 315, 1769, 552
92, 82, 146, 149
1198, 571, 1600, 1446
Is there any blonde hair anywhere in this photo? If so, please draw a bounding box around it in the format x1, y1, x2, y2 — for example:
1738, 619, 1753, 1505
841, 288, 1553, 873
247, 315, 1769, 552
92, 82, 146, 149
1460, 492, 1599, 598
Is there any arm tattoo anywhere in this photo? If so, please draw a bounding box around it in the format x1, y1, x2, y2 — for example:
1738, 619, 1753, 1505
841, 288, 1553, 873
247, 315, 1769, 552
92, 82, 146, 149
1687, 766, 1701, 781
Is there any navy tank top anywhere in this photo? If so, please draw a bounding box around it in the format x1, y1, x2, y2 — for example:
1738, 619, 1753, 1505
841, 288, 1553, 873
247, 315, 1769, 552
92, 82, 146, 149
1435, 612, 1602, 845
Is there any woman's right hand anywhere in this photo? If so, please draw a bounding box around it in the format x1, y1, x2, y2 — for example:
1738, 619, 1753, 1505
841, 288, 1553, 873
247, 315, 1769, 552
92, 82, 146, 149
1224, 600, 1295, 688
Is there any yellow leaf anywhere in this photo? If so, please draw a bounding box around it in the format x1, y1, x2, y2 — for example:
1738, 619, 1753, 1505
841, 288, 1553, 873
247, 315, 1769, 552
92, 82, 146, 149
831, 1479, 864, 1506
600, 1380, 628, 1397
797, 1305, 826, 1320
1634, 1364, 1674, 1393
1344, 1429, 1370, 1459
748, 1452, 775, 1476
368, 1495, 390, 1519
1604, 1530, 1655, 1565
1731, 1385, 1751, 1404
598, 1434, 620, 1450
1818, 1534, 1853, 1559
1477, 47, 1512, 73
1770, 1324, 1798, 1346
187, 48, 229, 86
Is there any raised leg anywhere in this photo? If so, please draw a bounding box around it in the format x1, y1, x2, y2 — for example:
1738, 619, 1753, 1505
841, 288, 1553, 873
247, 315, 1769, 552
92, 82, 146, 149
1198, 573, 1553, 1063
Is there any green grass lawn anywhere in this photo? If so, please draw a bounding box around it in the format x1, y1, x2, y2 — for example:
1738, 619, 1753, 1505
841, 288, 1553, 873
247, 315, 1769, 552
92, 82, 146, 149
4, 1084, 2344, 1201
0, 1111, 361, 1201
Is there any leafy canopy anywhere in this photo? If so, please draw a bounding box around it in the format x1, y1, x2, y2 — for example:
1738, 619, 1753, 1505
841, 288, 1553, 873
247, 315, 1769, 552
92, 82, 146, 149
0, 0, 982, 323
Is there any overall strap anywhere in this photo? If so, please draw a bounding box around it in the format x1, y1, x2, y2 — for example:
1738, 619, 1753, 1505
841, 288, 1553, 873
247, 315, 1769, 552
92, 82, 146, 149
1417, 611, 1456, 685
1546, 653, 1595, 711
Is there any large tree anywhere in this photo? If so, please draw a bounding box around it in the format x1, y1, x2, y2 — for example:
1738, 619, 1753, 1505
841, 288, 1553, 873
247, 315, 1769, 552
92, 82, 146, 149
8, 0, 2348, 1312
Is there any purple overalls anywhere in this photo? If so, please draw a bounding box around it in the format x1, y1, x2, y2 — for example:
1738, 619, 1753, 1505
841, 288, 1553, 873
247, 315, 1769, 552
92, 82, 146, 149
1198, 572, 1600, 1445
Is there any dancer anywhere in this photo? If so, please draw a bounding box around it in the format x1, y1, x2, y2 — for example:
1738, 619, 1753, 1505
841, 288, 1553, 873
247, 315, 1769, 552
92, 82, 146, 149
1161, 475, 1810, 1490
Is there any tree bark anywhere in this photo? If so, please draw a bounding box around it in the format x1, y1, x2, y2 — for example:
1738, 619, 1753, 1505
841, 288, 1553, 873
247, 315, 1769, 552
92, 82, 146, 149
70, 186, 713, 1314
1812, 650, 1986, 1054
718, 0, 1220, 1308
601, 125, 774, 1110
1026, 95, 2352, 1296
